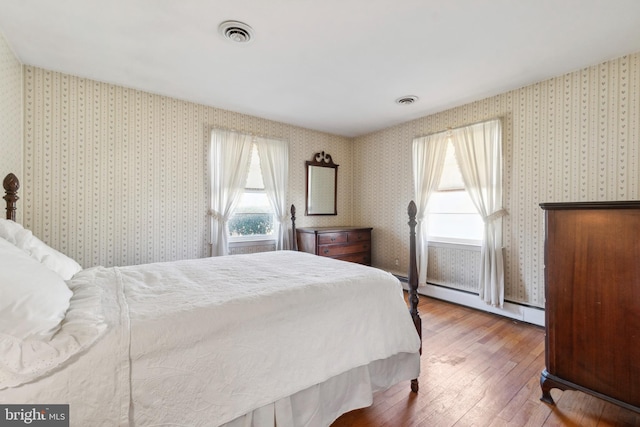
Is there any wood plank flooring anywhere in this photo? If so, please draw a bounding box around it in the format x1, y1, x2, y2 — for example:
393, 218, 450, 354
331, 295, 640, 427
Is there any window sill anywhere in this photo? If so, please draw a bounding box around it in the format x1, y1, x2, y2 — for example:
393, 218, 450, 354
229, 237, 277, 246
427, 239, 481, 251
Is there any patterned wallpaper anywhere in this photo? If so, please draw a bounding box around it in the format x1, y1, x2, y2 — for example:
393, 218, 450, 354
23, 66, 353, 268
0, 31, 23, 223
16, 51, 640, 309
353, 52, 640, 308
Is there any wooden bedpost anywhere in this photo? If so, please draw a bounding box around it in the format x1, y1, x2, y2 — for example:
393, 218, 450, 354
408, 200, 421, 393
290, 204, 298, 251
3, 173, 19, 221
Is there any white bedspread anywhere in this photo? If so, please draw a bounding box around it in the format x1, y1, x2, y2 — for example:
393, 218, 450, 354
1, 251, 420, 426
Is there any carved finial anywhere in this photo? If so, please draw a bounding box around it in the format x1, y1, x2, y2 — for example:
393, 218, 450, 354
3, 173, 20, 221
290, 204, 298, 251
408, 200, 417, 219
3, 173, 19, 193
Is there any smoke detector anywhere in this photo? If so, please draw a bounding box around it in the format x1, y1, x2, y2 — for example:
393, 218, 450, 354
396, 95, 419, 105
218, 20, 254, 44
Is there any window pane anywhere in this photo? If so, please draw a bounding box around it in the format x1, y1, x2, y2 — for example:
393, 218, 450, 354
229, 192, 274, 237
428, 152, 483, 243
229, 143, 274, 238
428, 191, 478, 214
233, 191, 271, 213
427, 213, 483, 242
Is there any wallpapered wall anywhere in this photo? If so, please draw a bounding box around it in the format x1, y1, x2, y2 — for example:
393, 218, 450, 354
353, 53, 640, 308
12, 39, 640, 309
22, 66, 353, 268
0, 31, 23, 222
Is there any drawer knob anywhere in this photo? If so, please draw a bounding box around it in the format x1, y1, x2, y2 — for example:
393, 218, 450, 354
323, 248, 329, 254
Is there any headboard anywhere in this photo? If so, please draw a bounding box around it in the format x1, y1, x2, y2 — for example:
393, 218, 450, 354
3, 173, 19, 221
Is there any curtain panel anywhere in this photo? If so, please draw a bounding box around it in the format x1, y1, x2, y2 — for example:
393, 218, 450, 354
209, 130, 253, 256
411, 134, 448, 285
451, 119, 505, 307
412, 118, 505, 307
255, 137, 290, 250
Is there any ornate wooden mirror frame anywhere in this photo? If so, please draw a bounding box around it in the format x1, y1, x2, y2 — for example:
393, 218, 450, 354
305, 151, 338, 216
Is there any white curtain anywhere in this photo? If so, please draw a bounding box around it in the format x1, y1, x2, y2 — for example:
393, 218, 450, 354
209, 129, 253, 256
450, 119, 505, 307
256, 137, 290, 250
412, 134, 448, 285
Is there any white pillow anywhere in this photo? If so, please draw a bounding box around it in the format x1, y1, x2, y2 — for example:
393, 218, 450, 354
0, 219, 82, 280
0, 237, 73, 340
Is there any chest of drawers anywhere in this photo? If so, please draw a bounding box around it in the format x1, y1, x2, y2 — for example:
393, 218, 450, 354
539, 201, 640, 412
296, 227, 372, 265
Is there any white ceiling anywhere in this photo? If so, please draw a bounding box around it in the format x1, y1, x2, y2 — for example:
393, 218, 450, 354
1, 0, 640, 137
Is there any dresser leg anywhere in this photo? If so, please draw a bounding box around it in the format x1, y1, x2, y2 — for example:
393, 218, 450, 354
540, 371, 555, 404
540, 369, 572, 405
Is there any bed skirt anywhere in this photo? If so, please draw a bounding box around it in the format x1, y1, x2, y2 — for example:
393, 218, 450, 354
223, 351, 419, 427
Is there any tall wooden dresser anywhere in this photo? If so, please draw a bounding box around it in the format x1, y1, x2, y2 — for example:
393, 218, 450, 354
539, 201, 640, 412
296, 226, 372, 265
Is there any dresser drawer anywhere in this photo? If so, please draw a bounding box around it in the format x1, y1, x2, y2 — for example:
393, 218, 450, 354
335, 252, 371, 265
317, 232, 348, 244
347, 230, 370, 242
319, 241, 370, 256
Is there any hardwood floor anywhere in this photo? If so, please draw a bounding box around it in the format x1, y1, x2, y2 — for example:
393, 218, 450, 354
332, 295, 640, 427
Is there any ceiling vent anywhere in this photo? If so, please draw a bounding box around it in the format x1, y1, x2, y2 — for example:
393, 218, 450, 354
395, 95, 419, 105
218, 20, 254, 44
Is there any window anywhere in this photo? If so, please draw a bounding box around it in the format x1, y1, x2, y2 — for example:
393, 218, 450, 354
426, 140, 483, 245
413, 118, 503, 300
228, 143, 275, 240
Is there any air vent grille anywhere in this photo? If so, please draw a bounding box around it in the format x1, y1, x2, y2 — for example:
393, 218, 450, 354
396, 95, 419, 105
219, 21, 254, 44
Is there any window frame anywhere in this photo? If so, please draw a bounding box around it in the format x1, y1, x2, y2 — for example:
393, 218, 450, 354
228, 143, 277, 243
426, 140, 483, 246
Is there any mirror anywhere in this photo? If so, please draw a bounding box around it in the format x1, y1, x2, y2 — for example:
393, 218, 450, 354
305, 151, 338, 215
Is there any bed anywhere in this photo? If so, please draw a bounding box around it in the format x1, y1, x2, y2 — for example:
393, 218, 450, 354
0, 172, 422, 427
